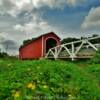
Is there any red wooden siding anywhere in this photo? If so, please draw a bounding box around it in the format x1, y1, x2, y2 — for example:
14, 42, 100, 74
19, 37, 42, 59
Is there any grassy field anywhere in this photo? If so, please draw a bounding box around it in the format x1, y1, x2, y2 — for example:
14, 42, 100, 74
0, 58, 100, 100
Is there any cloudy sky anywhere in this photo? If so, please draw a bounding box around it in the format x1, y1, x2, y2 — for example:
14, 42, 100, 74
0, 0, 100, 55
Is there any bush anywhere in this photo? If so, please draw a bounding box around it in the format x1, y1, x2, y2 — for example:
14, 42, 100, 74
0, 52, 9, 58
90, 49, 100, 64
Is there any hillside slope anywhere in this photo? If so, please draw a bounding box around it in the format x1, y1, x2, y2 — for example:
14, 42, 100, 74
0, 59, 100, 100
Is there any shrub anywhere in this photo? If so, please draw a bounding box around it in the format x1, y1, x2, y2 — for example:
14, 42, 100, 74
90, 49, 100, 64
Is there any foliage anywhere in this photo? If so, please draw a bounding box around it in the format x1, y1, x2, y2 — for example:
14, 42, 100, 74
23, 38, 36, 45
61, 38, 79, 44
90, 49, 100, 64
0, 59, 100, 100
19, 38, 37, 49
0, 52, 9, 58
0, 52, 18, 60
61, 34, 99, 44
84, 64, 100, 86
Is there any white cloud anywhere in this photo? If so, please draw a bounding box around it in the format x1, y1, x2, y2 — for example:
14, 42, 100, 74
0, 0, 2, 5
31, 0, 83, 8
0, 32, 11, 41
66, 0, 76, 6
81, 7, 100, 29
0, 0, 33, 17
0, 32, 19, 55
0, 32, 17, 43
11, 0, 33, 11
0, 0, 84, 17
14, 14, 52, 34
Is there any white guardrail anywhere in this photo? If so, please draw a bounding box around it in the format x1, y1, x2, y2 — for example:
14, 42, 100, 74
45, 36, 100, 61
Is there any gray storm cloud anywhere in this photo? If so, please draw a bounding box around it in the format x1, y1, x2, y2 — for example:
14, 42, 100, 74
2, 40, 18, 50
0, 39, 19, 55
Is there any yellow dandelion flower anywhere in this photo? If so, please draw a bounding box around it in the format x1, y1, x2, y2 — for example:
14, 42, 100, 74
27, 83, 33, 88
31, 84, 36, 90
14, 91, 20, 98
27, 83, 36, 90
43, 85, 48, 89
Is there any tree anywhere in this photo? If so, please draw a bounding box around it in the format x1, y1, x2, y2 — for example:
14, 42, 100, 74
22, 38, 36, 45
0, 52, 9, 58
61, 37, 79, 44
92, 34, 98, 37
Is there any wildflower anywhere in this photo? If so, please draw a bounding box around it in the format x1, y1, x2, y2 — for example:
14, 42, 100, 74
27, 83, 36, 90
14, 91, 20, 97
11, 90, 16, 93
68, 94, 72, 97
39, 72, 42, 75
12, 91, 20, 98
7, 63, 12, 67
68, 94, 76, 100
27, 68, 31, 71
37, 80, 40, 83
43, 85, 48, 89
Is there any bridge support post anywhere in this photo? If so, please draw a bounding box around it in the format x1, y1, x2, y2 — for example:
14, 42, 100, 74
75, 42, 84, 55
87, 41, 98, 51
71, 42, 76, 61
54, 48, 58, 60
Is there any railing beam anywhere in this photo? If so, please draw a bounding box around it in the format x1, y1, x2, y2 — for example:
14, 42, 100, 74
45, 36, 100, 61
87, 41, 98, 51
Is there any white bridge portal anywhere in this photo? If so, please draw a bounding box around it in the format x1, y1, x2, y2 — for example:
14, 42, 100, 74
45, 36, 100, 61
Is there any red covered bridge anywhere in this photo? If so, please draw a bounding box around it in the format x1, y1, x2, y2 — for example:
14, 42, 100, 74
19, 32, 61, 59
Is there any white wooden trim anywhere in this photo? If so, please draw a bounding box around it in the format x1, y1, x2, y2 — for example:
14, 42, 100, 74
42, 36, 44, 57
50, 49, 55, 57
54, 47, 58, 59
87, 41, 98, 51
57, 46, 63, 56
63, 46, 72, 56
75, 42, 84, 55
45, 49, 51, 58
71, 42, 75, 61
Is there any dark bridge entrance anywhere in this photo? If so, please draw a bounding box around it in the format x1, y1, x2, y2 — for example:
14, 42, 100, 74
46, 38, 57, 53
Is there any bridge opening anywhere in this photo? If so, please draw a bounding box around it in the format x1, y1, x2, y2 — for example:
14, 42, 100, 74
46, 38, 57, 53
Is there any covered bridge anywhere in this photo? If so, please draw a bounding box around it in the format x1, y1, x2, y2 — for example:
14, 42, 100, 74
19, 32, 61, 59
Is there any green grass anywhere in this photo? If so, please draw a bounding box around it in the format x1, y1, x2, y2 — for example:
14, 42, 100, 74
0, 58, 100, 100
